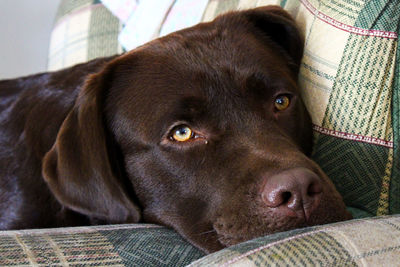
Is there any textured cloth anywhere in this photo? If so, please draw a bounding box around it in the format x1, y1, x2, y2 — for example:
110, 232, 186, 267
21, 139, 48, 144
189, 215, 400, 266
48, 0, 123, 71
2, 216, 400, 266
0, 224, 204, 266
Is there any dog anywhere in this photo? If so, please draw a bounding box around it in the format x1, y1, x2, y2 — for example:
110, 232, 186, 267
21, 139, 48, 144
0, 6, 351, 253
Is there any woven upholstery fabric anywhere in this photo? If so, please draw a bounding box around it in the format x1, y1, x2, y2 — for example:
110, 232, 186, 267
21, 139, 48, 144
200, 0, 400, 218
0, 224, 204, 266
3, 216, 400, 266
2, 217, 400, 266
189, 215, 400, 266
48, 0, 122, 71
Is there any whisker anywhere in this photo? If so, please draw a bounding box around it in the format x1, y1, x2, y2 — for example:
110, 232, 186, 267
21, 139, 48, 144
198, 229, 217, 236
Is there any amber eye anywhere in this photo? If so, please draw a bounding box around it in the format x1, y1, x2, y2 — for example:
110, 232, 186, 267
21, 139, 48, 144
274, 95, 291, 111
171, 125, 193, 142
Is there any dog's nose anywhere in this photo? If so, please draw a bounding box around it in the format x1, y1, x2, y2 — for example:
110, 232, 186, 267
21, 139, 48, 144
261, 168, 322, 221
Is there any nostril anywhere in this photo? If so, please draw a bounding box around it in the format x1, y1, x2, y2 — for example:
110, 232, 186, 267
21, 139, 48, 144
281, 191, 292, 204
262, 189, 292, 208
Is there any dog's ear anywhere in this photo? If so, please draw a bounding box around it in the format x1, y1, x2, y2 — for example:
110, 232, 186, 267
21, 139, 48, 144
42, 61, 141, 224
239, 6, 304, 74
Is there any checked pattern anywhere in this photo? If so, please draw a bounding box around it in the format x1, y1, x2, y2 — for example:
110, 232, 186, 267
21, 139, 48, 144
313, 134, 389, 215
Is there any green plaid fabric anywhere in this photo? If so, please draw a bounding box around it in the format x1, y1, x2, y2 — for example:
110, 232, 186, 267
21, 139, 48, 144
48, 0, 122, 71
0, 224, 204, 266
2, 216, 400, 266
189, 215, 400, 266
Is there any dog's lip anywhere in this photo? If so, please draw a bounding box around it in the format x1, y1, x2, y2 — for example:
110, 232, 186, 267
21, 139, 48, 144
192, 228, 226, 253
212, 202, 353, 249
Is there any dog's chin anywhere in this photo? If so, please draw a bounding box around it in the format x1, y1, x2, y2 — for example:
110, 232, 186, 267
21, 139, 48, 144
213, 219, 306, 248
212, 207, 352, 249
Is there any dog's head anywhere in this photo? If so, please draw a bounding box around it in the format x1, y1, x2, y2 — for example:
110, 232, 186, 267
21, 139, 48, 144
42, 6, 351, 253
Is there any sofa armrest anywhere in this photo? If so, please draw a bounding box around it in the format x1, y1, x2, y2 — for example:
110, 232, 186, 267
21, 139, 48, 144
2, 216, 400, 266
189, 215, 400, 266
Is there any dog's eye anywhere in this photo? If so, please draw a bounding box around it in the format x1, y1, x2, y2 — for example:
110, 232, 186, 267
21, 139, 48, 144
171, 125, 193, 142
274, 95, 290, 111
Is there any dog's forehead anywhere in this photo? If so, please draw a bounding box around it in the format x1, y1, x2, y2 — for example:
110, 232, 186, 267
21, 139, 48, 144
107, 22, 295, 142
120, 22, 291, 97
158, 24, 283, 77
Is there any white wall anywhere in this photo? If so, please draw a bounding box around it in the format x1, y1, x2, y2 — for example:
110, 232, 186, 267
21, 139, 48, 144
0, 0, 61, 79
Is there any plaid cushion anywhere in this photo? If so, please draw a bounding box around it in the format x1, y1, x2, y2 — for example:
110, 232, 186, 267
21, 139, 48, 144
0, 224, 204, 266
300, 0, 399, 217
2, 216, 400, 266
189, 215, 400, 266
48, 0, 122, 71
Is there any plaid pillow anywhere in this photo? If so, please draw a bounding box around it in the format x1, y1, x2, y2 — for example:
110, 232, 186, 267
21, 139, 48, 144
47, 0, 123, 71
189, 215, 400, 266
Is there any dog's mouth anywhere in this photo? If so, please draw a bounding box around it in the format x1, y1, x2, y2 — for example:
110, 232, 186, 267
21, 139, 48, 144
212, 214, 307, 248
212, 211, 351, 249
210, 187, 352, 249
171, 190, 352, 253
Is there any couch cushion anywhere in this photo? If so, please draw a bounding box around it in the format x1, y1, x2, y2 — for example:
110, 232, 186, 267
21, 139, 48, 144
189, 215, 400, 266
48, 0, 122, 71
0, 224, 204, 266
2, 216, 400, 266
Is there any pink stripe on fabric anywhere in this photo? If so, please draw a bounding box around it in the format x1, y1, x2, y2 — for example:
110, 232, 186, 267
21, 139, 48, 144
300, 0, 398, 39
313, 125, 394, 148
0, 224, 163, 236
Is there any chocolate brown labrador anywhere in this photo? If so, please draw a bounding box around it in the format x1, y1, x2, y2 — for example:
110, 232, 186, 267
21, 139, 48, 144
0, 6, 351, 253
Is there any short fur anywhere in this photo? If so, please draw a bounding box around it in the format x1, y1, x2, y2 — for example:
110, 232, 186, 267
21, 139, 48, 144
0, 6, 351, 253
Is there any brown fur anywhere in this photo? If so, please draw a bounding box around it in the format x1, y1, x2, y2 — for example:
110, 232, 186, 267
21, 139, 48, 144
0, 6, 351, 253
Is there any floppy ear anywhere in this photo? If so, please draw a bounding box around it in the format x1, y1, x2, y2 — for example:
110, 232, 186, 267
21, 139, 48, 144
42, 63, 141, 224
241, 6, 304, 74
